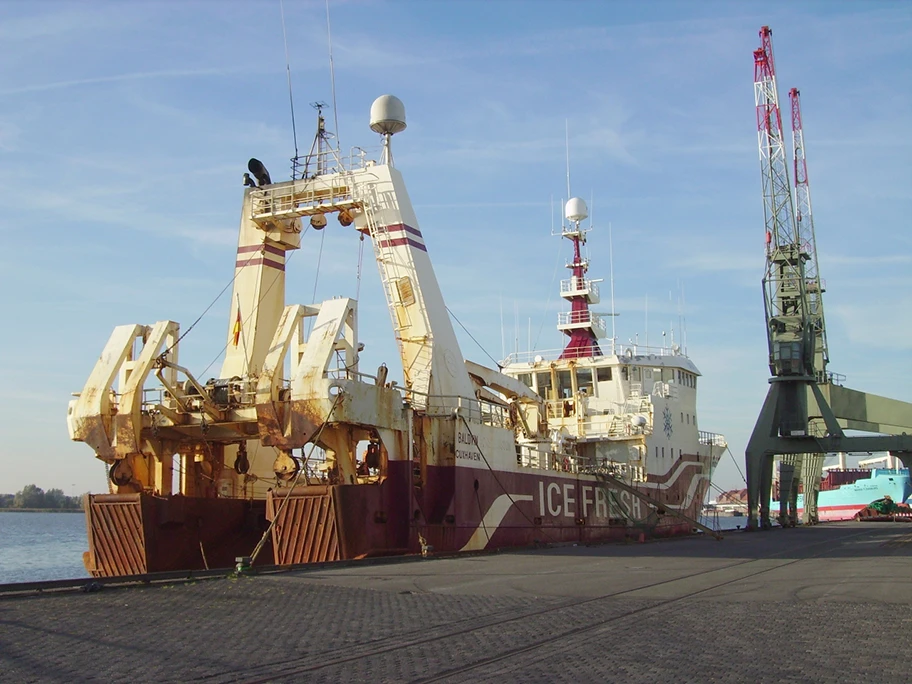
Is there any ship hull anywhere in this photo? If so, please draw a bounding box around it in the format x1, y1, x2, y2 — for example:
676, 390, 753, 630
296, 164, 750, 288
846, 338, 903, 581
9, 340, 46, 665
83, 454, 712, 576
82, 494, 269, 577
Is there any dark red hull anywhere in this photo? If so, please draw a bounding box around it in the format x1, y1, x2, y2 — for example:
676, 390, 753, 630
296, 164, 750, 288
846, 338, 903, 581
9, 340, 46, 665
84, 457, 709, 576
83, 493, 269, 577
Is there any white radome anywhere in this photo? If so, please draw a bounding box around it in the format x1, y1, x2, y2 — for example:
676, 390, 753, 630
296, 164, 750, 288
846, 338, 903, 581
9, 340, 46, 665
370, 95, 407, 135
565, 197, 588, 222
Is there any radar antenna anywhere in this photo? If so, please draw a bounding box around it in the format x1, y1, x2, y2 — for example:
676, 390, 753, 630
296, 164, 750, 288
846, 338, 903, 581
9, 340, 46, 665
294, 102, 344, 180
370, 95, 407, 166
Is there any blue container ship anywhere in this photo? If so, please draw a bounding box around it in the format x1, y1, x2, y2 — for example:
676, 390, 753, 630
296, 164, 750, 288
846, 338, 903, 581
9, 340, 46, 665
771, 467, 911, 521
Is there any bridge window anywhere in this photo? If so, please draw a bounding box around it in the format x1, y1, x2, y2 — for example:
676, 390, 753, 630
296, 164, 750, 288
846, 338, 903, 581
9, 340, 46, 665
596, 367, 612, 382
557, 370, 573, 398
576, 368, 594, 396
518, 373, 532, 388
536, 371, 552, 400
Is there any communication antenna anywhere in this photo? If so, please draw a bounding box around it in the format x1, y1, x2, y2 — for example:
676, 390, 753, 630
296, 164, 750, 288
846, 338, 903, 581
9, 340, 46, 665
565, 119, 571, 198
325, 0, 340, 151
644, 293, 649, 349
609, 221, 616, 353
681, 281, 688, 355
279, 0, 300, 177
500, 294, 505, 361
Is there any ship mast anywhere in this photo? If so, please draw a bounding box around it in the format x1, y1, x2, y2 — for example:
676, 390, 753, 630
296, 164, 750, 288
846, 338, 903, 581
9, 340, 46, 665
557, 198, 605, 359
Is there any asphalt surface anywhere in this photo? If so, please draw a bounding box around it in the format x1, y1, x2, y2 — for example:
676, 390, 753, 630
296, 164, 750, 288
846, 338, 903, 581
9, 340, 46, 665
1, 522, 910, 683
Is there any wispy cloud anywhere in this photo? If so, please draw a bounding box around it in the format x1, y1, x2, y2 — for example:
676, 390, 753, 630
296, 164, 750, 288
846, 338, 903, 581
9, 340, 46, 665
669, 250, 758, 275
829, 300, 912, 350
822, 253, 912, 267
0, 68, 252, 96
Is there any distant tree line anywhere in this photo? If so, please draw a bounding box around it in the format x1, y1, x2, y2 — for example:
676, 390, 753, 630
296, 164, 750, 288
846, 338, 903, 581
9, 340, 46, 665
0, 485, 85, 510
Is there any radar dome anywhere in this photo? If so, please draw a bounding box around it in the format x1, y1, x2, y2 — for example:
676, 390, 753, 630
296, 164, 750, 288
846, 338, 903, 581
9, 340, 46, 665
370, 95, 407, 135
565, 197, 588, 222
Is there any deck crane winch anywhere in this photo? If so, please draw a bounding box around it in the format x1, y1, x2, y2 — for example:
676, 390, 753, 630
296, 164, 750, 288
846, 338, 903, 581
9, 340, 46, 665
745, 26, 912, 530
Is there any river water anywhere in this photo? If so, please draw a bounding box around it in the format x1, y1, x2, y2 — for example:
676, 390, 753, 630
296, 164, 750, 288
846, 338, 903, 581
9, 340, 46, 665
0, 511, 745, 585
0, 511, 90, 584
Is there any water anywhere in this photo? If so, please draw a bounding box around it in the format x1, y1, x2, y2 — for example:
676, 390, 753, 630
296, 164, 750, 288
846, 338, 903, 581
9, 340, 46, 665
0, 510, 745, 585
0, 511, 90, 584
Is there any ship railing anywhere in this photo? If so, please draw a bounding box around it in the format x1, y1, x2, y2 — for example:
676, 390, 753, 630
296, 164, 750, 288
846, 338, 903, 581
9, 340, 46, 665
406, 389, 508, 428
501, 341, 688, 366
249, 146, 385, 223
557, 311, 608, 336
543, 402, 651, 438
141, 377, 261, 413
325, 367, 389, 385
824, 370, 846, 386
543, 396, 642, 419
517, 444, 649, 480
698, 431, 727, 448
651, 382, 679, 399
516, 446, 600, 475
289, 145, 383, 179
249, 177, 357, 223
559, 277, 600, 299
517, 444, 556, 470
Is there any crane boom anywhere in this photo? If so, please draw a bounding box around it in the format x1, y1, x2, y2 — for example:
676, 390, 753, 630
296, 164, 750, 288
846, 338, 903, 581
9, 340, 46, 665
754, 26, 814, 382
788, 87, 829, 382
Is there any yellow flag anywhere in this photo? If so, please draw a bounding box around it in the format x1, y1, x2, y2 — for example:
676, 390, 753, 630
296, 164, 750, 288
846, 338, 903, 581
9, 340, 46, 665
232, 309, 242, 346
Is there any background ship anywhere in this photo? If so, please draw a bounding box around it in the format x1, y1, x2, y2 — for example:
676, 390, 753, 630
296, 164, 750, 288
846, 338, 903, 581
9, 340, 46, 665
67, 96, 725, 577
770, 454, 911, 522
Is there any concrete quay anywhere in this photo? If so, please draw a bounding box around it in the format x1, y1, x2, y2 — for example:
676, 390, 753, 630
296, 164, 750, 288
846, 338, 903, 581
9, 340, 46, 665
1, 521, 910, 683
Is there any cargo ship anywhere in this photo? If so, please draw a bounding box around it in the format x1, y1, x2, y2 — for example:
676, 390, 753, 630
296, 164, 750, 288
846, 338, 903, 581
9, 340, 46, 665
771, 465, 912, 522
67, 96, 726, 577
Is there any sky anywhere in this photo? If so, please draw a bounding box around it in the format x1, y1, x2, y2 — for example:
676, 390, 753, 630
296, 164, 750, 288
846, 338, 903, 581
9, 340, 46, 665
0, 0, 909, 498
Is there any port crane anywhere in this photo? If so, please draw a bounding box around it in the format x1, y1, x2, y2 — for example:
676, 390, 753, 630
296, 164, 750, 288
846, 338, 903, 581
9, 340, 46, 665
745, 26, 912, 529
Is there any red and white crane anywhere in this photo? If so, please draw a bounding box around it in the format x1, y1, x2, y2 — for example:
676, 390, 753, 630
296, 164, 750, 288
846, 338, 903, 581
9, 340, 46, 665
788, 87, 829, 382
745, 26, 912, 531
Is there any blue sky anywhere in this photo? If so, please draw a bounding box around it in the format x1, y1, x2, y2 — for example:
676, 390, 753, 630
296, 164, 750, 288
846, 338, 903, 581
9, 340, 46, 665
0, 0, 909, 497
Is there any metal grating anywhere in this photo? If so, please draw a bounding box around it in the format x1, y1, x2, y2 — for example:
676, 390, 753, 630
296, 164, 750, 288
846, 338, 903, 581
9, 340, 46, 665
85, 494, 148, 577
268, 488, 340, 565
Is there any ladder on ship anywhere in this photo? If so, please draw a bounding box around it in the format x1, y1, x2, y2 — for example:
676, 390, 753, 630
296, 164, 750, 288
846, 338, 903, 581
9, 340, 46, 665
351, 177, 435, 409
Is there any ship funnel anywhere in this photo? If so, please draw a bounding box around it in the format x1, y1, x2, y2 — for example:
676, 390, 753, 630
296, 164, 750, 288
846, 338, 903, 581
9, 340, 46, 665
565, 197, 588, 222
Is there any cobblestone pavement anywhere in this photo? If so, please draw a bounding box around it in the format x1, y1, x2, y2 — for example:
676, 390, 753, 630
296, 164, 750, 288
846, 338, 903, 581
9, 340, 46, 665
1, 522, 910, 683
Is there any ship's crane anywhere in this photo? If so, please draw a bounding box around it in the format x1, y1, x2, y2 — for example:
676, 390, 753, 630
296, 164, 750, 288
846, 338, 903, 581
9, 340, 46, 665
745, 26, 912, 530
